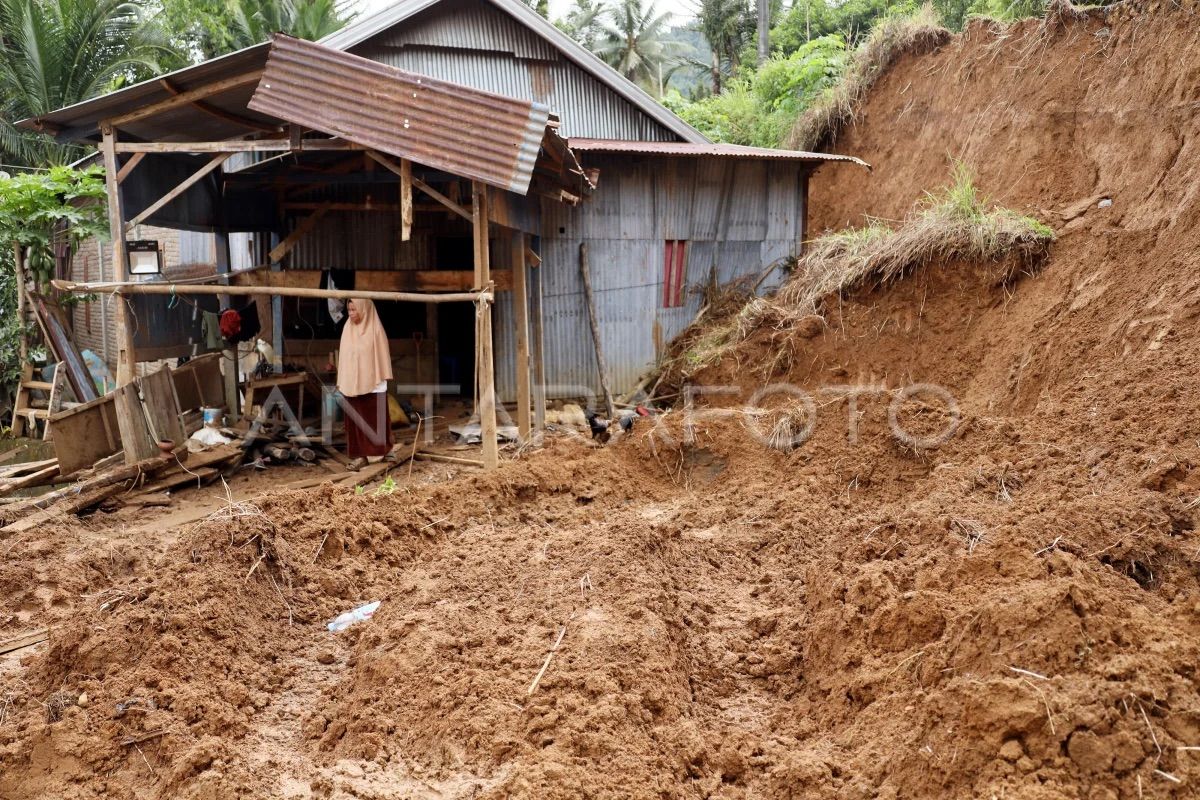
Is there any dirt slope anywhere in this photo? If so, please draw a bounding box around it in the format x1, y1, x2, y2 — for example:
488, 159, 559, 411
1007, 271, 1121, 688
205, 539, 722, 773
4, 3, 1200, 799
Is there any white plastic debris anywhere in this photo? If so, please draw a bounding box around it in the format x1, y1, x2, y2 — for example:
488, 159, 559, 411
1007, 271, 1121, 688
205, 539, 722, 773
1098, 198, 1112, 208
327, 601, 381, 632
188, 425, 232, 449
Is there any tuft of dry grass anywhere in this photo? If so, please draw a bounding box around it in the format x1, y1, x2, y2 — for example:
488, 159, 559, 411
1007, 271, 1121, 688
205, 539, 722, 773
784, 4, 951, 152
769, 163, 1054, 319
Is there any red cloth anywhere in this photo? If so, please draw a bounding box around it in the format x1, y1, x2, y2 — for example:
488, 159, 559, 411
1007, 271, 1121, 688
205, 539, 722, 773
219, 309, 242, 340
344, 392, 392, 458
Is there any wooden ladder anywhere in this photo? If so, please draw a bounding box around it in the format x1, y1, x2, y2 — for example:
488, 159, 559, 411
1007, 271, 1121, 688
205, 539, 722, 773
11, 365, 70, 439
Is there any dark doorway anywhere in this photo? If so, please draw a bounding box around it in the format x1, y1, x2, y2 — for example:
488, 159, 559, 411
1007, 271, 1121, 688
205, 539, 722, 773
435, 237, 475, 397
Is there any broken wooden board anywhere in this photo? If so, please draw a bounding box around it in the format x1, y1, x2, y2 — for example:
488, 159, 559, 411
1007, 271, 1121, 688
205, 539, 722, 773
0, 464, 60, 497
50, 394, 121, 476
132, 466, 220, 496
172, 353, 224, 414
113, 382, 159, 465
0, 457, 175, 533
0, 628, 49, 655
138, 368, 185, 446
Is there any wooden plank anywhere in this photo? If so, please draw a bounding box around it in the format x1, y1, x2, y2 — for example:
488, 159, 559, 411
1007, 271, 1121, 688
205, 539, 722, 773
472, 181, 498, 471
0, 458, 57, 477
235, 268, 512, 293
53, 280, 490, 305
125, 153, 231, 231
138, 368, 185, 446
134, 466, 218, 495
511, 231, 532, 441
50, 394, 122, 475
100, 128, 137, 385
414, 452, 483, 467
105, 69, 263, 127
0, 628, 48, 655
268, 205, 330, 263
0, 465, 60, 497
112, 383, 158, 465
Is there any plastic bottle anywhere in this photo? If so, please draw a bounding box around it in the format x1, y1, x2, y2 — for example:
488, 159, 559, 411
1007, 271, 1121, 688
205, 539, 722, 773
326, 600, 381, 632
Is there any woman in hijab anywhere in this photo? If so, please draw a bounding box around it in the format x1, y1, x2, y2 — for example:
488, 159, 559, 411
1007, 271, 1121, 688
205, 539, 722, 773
337, 298, 394, 469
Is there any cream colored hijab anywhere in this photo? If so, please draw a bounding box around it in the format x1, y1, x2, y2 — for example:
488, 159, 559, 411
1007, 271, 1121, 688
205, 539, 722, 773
337, 299, 393, 397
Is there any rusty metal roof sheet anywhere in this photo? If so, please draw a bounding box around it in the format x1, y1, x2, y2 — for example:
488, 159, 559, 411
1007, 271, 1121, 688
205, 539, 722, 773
249, 34, 550, 195
568, 138, 870, 168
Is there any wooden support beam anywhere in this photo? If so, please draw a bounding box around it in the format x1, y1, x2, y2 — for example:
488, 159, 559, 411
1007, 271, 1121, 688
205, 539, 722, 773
159, 77, 280, 134
125, 153, 231, 231
52, 278, 492, 305
530, 243, 546, 432
579, 242, 615, 419
400, 158, 413, 242
414, 177, 471, 221
472, 180, 498, 470
360, 151, 417, 236
113, 138, 363, 154
234, 268, 512, 292
268, 205, 330, 263
511, 231, 532, 441
100, 127, 137, 385
115, 152, 145, 184
106, 70, 263, 128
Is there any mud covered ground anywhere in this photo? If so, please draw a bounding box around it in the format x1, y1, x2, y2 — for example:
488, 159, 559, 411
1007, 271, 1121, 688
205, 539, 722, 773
4, 2, 1200, 798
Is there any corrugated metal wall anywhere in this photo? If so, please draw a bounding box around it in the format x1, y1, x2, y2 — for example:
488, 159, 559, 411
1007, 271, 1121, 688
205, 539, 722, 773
350, 0, 676, 141
493, 154, 807, 402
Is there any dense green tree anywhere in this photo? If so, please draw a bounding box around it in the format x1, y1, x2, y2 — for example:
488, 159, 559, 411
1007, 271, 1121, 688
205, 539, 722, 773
0, 0, 170, 165
771, 0, 915, 52
158, 0, 356, 61
595, 0, 677, 95
555, 0, 608, 49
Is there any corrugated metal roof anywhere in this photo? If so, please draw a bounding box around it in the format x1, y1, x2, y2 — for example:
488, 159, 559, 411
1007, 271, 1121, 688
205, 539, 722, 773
18, 0, 703, 147
569, 138, 871, 168
321, 0, 706, 143
249, 35, 550, 194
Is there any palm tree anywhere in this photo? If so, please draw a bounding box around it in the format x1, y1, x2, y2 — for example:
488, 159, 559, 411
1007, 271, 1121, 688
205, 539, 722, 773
692, 0, 752, 93
596, 0, 676, 96
0, 0, 169, 165
225, 0, 355, 52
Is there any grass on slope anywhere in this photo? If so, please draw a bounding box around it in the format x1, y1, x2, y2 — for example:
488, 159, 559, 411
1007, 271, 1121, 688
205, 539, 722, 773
784, 4, 951, 152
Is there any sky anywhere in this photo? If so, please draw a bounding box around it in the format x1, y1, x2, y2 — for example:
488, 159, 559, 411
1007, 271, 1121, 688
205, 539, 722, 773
359, 0, 700, 26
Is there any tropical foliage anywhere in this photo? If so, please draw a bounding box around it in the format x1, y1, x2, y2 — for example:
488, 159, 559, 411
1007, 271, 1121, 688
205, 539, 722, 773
594, 0, 679, 95
0, 164, 107, 386
0, 0, 169, 166
159, 0, 356, 62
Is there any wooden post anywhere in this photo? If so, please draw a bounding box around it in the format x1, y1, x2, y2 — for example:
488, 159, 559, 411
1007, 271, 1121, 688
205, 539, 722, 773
472, 181, 498, 470
12, 243, 27, 364
511, 231, 532, 441
530, 244, 546, 432
578, 242, 615, 419
399, 158, 412, 242
100, 126, 137, 385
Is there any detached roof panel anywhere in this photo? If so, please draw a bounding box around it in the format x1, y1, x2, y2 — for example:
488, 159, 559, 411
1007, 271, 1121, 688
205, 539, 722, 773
249, 35, 550, 194
568, 138, 870, 168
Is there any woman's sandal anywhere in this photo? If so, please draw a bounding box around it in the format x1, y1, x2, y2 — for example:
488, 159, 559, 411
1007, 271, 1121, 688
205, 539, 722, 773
347, 457, 367, 471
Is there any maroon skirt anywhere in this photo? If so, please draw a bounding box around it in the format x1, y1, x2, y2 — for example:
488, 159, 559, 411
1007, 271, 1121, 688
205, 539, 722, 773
344, 392, 392, 458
